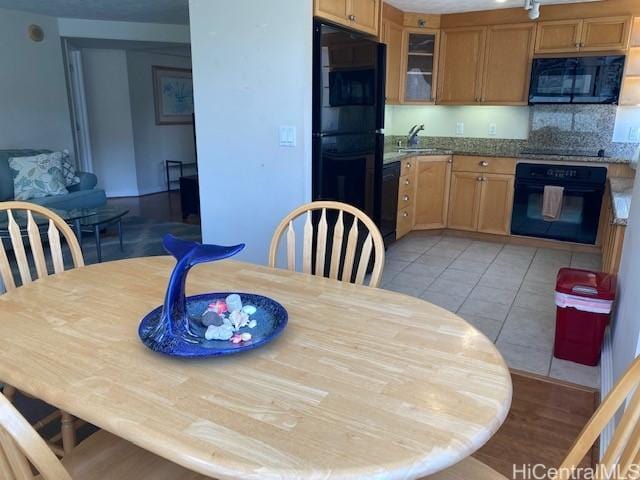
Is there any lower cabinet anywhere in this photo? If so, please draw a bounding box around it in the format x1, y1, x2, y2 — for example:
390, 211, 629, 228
447, 172, 482, 231
414, 156, 452, 229
477, 174, 515, 235
448, 170, 514, 235
395, 154, 515, 239
600, 184, 626, 274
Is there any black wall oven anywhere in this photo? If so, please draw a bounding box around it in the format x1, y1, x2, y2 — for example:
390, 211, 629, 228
511, 163, 607, 245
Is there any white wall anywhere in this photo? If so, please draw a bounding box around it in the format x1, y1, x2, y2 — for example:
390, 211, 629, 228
82, 48, 139, 197
189, 0, 312, 264
0, 8, 74, 152
612, 172, 640, 382
385, 105, 530, 139
127, 51, 195, 195
58, 18, 190, 44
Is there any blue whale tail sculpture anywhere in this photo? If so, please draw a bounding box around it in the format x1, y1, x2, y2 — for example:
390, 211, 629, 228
139, 235, 245, 350
164, 234, 245, 267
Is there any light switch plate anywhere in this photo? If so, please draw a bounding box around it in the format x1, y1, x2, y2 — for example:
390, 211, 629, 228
456, 122, 464, 135
279, 126, 296, 147
488, 123, 497, 136
629, 126, 640, 143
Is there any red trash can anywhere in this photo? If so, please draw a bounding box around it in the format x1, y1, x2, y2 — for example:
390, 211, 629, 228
554, 268, 616, 366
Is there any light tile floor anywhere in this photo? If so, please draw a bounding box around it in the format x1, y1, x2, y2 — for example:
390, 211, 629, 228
382, 231, 602, 389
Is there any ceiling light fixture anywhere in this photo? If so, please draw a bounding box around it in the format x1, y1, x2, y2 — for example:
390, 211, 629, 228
524, 0, 541, 20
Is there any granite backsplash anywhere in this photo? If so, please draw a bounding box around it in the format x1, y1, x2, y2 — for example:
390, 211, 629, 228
386, 105, 639, 160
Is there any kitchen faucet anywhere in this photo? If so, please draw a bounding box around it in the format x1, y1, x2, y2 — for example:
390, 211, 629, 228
407, 124, 424, 148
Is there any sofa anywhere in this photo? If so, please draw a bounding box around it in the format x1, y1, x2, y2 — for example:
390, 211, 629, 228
0, 149, 107, 210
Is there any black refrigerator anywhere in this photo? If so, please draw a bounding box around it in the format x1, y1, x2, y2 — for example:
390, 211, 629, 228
312, 21, 386, 233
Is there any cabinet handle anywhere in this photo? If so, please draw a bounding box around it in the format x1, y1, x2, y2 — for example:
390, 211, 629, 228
480, 161, 489, 167
447, 158, 452, 163
477, 176, 483, 182
403, 212, 409, 218
348, 14, 356, 21
406, 162, 411, 168
403, 195, 410, 201
404, 179, 410, 185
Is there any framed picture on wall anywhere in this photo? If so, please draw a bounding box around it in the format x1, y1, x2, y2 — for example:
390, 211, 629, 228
152, 66, 194, 125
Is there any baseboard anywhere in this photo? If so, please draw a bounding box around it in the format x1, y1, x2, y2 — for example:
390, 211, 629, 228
600, 326, 614, 460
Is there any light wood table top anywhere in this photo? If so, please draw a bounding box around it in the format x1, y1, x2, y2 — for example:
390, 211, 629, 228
0, 257, 512, 479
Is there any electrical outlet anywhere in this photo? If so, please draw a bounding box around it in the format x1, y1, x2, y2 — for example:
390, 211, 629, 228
279, 126, 296, 147
456, 122, 464, 135
488, 123, 497, 136
629, 126, 640, 143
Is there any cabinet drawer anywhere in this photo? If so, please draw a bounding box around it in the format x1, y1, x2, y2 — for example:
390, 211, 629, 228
401, 158, 415, 175
452, 155, 516, 175
399, 174, 414, 195
397, 205, 414, 237
398, 190, 413, 208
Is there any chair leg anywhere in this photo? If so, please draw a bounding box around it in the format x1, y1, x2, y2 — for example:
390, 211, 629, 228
60, 412, 76, 455
2, 384, 16, 402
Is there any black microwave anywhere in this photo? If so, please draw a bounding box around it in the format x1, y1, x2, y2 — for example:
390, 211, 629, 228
529, 55, 625, 104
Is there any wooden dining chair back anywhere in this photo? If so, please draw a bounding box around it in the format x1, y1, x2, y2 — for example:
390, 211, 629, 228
268, 201, 385, 288
555, 355, 640, 480
0, 393, 71, 480
0, 201, 84, 293
0, 202, 84, 457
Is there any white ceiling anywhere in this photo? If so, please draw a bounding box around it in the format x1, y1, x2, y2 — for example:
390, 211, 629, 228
0, 0, 189, 25
387, 0, 600, 14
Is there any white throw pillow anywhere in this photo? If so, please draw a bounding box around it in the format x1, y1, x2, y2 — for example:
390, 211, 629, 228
9, 153, 69, 200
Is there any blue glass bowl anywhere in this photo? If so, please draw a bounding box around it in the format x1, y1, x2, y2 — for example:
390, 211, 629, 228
138, 292, 288, 358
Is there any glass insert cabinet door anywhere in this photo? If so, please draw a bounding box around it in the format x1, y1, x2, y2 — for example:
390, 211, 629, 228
403, 31, 439, 103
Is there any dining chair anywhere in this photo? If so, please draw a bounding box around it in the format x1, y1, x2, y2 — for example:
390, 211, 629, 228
0, 392, 207, 480
426, 354, 640, 480
268, 201, 385, 287
0, 201, 84, 456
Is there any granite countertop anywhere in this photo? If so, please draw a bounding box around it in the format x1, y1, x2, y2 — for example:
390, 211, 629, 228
608, 177, 634, 226
383, 149, 631, 166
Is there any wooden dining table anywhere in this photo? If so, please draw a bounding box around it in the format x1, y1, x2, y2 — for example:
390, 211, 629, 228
0, 256, 512, 479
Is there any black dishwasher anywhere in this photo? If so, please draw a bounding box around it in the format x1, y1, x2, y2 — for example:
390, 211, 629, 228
381, 162, 400, 246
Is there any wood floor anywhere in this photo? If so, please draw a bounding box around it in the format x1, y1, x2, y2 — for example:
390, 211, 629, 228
475, 370, 599, 479
107, 191, 200, 225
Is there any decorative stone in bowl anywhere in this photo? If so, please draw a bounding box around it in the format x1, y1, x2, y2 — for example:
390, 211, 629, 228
138, 235, 288, 357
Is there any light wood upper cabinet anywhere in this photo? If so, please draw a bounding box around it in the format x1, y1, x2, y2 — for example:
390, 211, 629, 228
350, 0, 380, 36
620, 17, 640, 106
414, 156, 452, 229
314, 0, 380, 36
477, 174, 515, 235
535, 19, 582, 53
315, 0, 350, 26
448, 171, 482, 231
482, 23, 535, 105
437, 27, 487, 105
581, 16, 631, 52
535, 16, 631, 54
402, 29, 439, 104
381, 20, 404, 104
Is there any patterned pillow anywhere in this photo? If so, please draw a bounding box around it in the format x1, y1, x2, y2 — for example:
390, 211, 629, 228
8, 153, 69, 200
61, 150, 80, 187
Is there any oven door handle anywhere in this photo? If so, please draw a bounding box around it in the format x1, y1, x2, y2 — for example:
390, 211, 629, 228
515, 182, 604, 194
